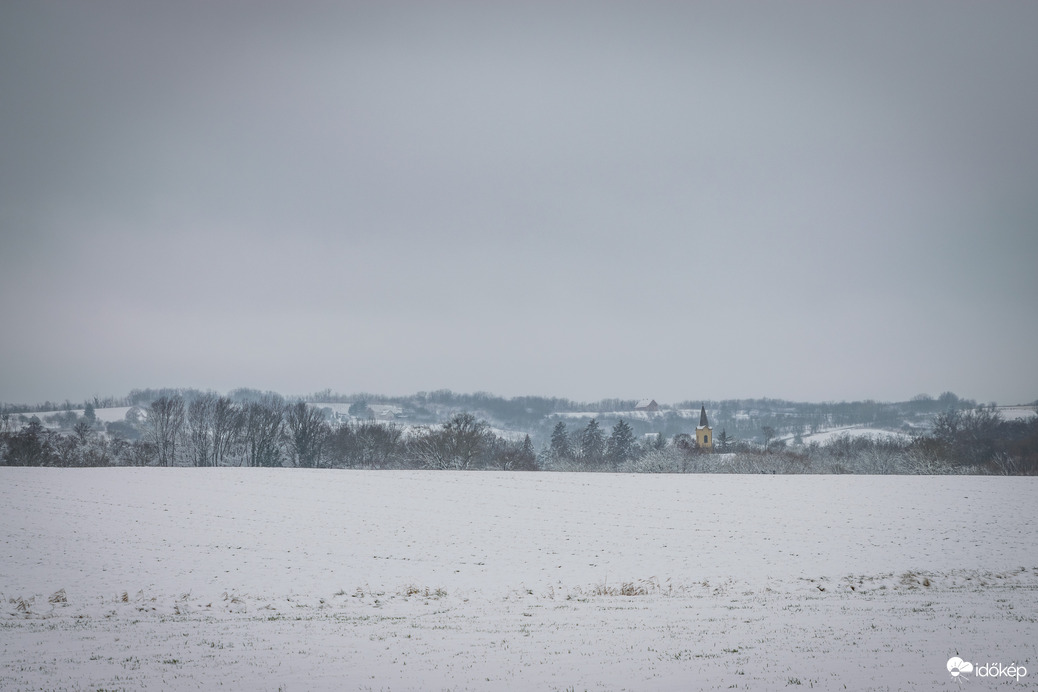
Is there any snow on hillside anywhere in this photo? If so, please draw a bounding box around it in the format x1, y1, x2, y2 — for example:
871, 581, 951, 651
553, 410, 658, 421
786, 425, 912, 445
551, 408, 702, 423
309, 402, 353, 415
90, 406, 134, 423
310, 402, 404, 422
1, 469, 1035, 690
999, 405, 1038, 421
10, 406, 135, 428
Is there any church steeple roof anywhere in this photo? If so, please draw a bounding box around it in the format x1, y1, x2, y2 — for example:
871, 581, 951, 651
699, 405, 709, 427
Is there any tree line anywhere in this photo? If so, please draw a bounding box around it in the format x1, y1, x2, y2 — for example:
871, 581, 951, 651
2, 393, 1035, 474
0, 393, 651, 471
613, 406, 1038, 475
0, 394, 538, 471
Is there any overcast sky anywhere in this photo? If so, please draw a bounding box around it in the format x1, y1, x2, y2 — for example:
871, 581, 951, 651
1, 1, 1036, 407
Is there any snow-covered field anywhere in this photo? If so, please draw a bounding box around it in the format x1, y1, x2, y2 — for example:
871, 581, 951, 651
553, 409, 698, 422
788, 426, 912, 445
998, 406, 1038, 422
2, 469, 1035, 691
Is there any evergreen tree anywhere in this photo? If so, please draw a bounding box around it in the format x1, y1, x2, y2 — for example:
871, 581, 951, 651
348, 400, 373, 419
5, 419, 52, 466
515, 434, 538, 471
717, 428, 733, 452
580, 418, 605, 469
550, 421, 573, 462
606, 419, 637, 470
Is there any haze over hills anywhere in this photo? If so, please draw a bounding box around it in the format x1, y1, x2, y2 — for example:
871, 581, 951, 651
5, 387, 1035, 447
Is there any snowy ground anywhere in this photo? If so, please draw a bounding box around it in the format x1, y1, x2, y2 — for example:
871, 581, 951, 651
552, 409, 698, 422
1, 469, 1035, 691
785, 426, 912, 445
998, 406, 1038, 422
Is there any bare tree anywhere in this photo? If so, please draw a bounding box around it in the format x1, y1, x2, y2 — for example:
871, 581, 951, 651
325, 424, 358, 468
125, 439, 156, 467
409, 428, 447, 469
149, 396, 185, 467
495, 434, 538, 471
326, 422, 388, 469
212, 396, 241, 467
411, 413, 493, 470
53, 433, 81, 467
623, 447, 681, 473
355, 422, 402, 469
286, 401, 329, 468
187, 394, 216, 467
672, 433, 697, 473
81, 435, 112, 467
761, 425, 776, 453
931, 406, 1004, 466
441, 413, 494, 469
241, 397, 284, 467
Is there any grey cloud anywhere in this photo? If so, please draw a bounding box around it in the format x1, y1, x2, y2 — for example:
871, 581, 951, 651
1, 1, 1036, 404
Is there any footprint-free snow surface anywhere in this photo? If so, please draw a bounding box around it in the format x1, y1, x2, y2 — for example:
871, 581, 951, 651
2, 468, 1035, 690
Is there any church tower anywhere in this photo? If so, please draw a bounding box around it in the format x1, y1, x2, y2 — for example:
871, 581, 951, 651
696, 405, 713, 450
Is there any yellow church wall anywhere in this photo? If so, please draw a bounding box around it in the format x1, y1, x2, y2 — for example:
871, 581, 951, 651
697, 426, 712, 450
